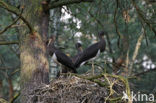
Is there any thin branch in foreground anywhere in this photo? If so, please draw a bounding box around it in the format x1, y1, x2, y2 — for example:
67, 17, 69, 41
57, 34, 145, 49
0, 17, 20, 35
0, 1, 34, 34
129, 30, 144, 76
113, 0, 123, 48
10, 24, 26, 28
0, 41, 19, 45
130, 0, 156, 36
140, 19, 149, 46
134, 68, 156, 77
49, 0, 93, 9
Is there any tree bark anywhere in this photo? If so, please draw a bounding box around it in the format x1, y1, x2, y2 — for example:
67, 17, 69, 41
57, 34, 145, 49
0, 80, 2, 98
8, 78, 13, 102
20, 0, 50, 102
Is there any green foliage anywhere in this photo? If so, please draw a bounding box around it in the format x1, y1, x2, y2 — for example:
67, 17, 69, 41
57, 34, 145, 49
0, 0, 156, 102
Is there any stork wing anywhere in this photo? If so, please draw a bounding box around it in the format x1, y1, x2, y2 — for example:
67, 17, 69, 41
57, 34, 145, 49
74, 43, 99, 68
55, 50, 77, 73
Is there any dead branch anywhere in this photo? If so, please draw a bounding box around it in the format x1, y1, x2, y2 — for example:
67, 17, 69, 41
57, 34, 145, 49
8, 78, 14, 102
10, 24, 26, 28
140, 21, 149, 46
130, 0, 156, 36
0, 0, 34, 34
0, 41, 19, 45
0, 17, 20, 35
49, 0, 93, 9
129, 30, 144, 75
114, 0, 123, 48
134, 68, 156, 76
0, 98, 8, 103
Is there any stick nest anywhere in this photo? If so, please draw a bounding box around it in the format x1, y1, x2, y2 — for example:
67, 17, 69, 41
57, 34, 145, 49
29, 73, 130, 103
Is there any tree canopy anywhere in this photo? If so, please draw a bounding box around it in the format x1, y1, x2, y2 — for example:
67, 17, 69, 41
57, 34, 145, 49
0, 0, 156, 103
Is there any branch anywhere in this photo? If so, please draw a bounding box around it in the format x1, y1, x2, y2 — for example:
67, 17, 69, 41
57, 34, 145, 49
0, 98, 8, 103
10, 24, 26, 28
0, 36, 20, 58
129, 30, 144, 75
0, 41, 19, 45
10, 92, 20, 103
0, 0, 34, 34
113, 0, 123, 48
134, 68, 156, 76
0, 67, 13, 70
49, 0, 93, 9
140, 20, 149, 46
130, 0, 156, 36
0, 17, 20, 35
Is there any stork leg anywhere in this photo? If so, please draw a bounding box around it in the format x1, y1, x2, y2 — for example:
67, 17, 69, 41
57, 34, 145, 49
92, 60, 94, 76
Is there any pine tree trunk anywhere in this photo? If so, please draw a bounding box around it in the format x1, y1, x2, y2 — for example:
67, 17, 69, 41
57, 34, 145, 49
19, 0, 50, 102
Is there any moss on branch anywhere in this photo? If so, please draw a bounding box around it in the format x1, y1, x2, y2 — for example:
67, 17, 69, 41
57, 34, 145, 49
0, 41, 19, 45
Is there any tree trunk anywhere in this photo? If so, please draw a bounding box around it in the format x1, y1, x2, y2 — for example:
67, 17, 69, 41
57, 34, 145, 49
0, 80, 2, 98
20, 0, 50, 102
49, 8, 61, 78
8, 78, 13, 102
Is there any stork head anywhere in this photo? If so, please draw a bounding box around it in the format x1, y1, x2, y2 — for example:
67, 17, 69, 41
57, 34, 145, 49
98, 31, 107, 39
46, 35, 56, 46
46, 35, 56, 55
75, 42, 83, 52
75, 42, 82, 49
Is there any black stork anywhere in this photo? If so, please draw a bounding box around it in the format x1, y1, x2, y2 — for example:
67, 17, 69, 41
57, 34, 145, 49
71, 42, 83, 64
46, 36, 77, 73
74, 31, 106, 75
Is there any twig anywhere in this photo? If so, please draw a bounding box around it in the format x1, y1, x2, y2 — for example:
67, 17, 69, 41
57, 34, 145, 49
0, 41, 19, 45
140, 20, 149, 46
0, 1, 34, 34
134, 68, 156, 76
114, 0, 123, 48
10, 24, 26, 28
0, 17, 20, 35
10, 68, 20, 76
62, 6, 76, 17
10, 92, 20, 103
49, 0, 93, 9
0, 36, 20, 57
104, 73, 132, 103
0, 98, 8, 103
86, 62, 104, 70
0, 67, 12, 69
129, 29, 144, 75
130, 0, 156, 36
71, 72, 132, 102
104, 74, 118, 102
69, 73, 107, 87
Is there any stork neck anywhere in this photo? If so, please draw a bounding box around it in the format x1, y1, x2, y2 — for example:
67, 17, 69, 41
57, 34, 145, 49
77, 47, 83, 53
50, 43, 56, 49
48, 43, 57, 55
99, 36, 104, 40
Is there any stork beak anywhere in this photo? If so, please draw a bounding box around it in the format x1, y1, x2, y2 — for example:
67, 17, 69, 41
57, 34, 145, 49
47, 39, 52, 46
79, 47, 83, 51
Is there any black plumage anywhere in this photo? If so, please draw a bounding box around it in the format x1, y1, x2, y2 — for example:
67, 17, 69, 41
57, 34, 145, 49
71, 42, 83, 64
74, 31, 106, 68
47, 37, 77, 73
75, 42, 83, 53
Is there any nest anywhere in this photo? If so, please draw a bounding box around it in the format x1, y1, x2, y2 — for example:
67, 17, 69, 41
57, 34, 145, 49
28, 73, 130, 103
